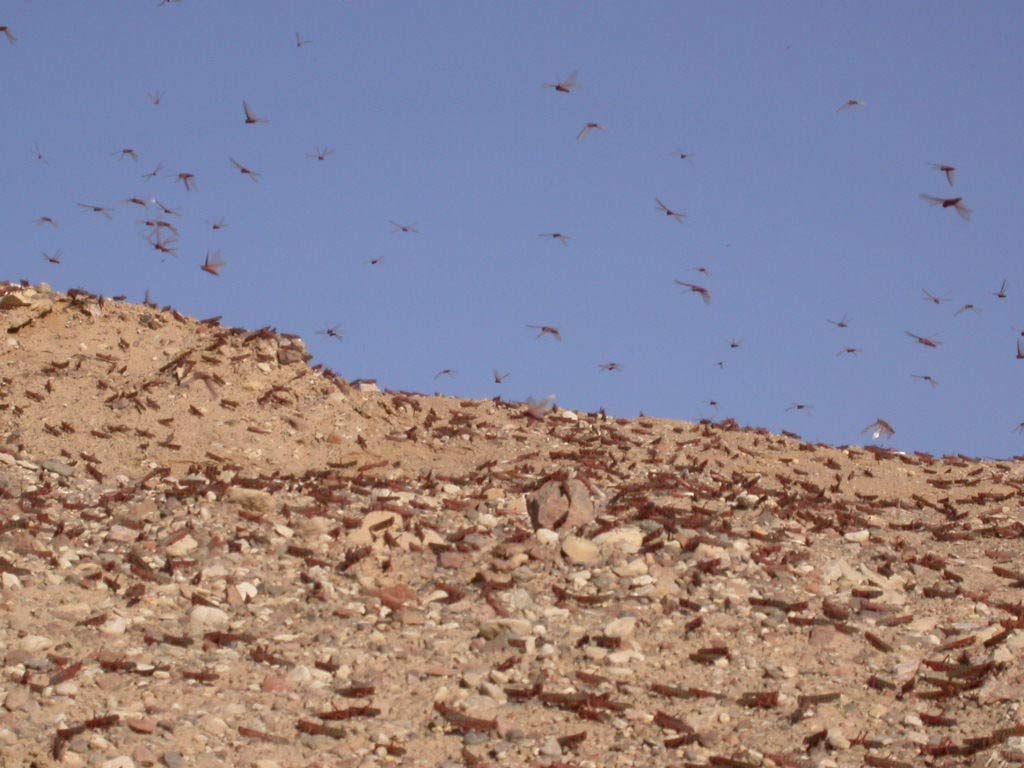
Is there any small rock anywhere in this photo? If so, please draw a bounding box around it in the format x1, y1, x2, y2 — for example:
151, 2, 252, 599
188, 605, 229, 633
527, 479, 595, 532
127, 718, 157, 735
3, 687, 31, 712
40, 459, 75, 478
535, 528, 560, 546
1, 572, 21, 590
827, 729, 851, 750
539, 737, 562, 757
161, 752, 184, 768
132, 745, 158, 767
100, 615, 128, 636
593, 526, 644, 554
277, 347, 306, 366
17, 635, 53, 653
612, 558, 648, 578
225, 486, 273, 513
604, 616, 637, 639
562, 536, 599, 564
261, 674, 293, 693
844, 530, 870, 543
100, 758, 135, 768
166, 535, 198, 557
734, 492, 759, 509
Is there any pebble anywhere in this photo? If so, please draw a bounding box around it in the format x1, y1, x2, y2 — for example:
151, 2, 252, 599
166, 534, 198, 556
562, 535, 599, 564
535, 528, 560, 546
539, 736, 563, 757
604, 616, 637, 639
3, 687, 31, 712
100, 758, 135, 768
161, 752, 184, 768
17, 635, 53, 653
827, 729, 851, 750
844, 530, 870, 543
100, 615, 128, 635
612, 558, 648, 578
188, 605, 229, 632
1, 572, 22, 590
593, 526, 643, 554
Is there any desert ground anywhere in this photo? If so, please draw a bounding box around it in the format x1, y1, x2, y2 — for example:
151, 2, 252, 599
1, 281, 1023, 768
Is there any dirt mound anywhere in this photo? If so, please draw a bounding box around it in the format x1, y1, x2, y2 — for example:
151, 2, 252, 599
2, 282, 1023, 768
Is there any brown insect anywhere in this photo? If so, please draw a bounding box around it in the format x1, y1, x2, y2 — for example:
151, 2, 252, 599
142, 162, 163, 180
32, 142, 47, 163
786, 402, 813, 413
154, 199, 180, 216
1017, 337, 1024, 360
674, 280, 710, 304
863, 418, 895, 440
729, 338, 743, 349
200, 250, 225, 276
922, 289, 950, 304
599, 362, 623, 372
528, 324, 562, 341
177, 172, 196, 191
243, 100, 268, 125
123, 196, 150, 208
954, 303, 980, 316
142, 218, 179, 236
114, 148, 138, 161
148, 230, 177, 257
672, 150, 694, 160
544, 71, 580, 94
931, 163, 956, 186
656, 197, 685, 222
912, 373, 939, 387
1, 26, 16, 44
390, 220, 418, 234
577, 122, 604, 140
36, 216, 58, 227
492, 369, 510, 383
837, 346, 861, 356
230, 157, 260, 181
296, 32, 312, 47
43, 250, 62, 265
78, 202, 114, 219
148, 90, 163, 106
538, 232, 570, 246
307, 146, 334, 161
906, 331, 940, 348
994, 279, 1008, 299
316, 325, 344, 341
920, 194, 971, 221
434, 368, 456, 380
828, 314, 849, 328
837, 98, 865, 112
210, 217, 227, 230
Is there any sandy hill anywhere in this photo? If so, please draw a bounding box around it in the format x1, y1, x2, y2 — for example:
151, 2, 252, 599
1, 281, 1023, 768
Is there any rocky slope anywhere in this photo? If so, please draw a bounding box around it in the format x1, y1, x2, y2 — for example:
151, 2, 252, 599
1, 281, 1023, 768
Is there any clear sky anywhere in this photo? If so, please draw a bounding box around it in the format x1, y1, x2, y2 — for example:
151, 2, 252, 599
5, 2, 1024, 458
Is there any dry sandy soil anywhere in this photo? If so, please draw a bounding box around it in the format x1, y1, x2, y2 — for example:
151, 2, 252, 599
1, 281, 1023, 768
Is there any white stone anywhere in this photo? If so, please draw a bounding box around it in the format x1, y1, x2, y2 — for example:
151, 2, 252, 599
188, 605, 229, 633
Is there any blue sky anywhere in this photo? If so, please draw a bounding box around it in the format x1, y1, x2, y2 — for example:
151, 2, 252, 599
5, 2, 1024, 457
